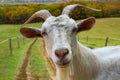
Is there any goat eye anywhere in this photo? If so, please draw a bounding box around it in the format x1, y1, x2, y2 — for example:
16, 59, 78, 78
41, 31, 47, 36
72, 28, 77, 32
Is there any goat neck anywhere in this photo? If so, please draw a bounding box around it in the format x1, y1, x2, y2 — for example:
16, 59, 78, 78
71, 41, 100, 80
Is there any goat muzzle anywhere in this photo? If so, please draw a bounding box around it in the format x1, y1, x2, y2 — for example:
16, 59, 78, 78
55, 48, 69, 61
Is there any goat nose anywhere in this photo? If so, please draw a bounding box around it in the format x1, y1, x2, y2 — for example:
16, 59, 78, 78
55, 49, 69, 60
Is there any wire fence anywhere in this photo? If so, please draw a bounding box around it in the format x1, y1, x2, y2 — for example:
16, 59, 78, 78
0, 36, 28, 56
0, 36, 120, 56
77, 36, 120, 48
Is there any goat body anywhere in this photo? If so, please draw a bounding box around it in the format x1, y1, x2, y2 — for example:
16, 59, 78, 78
69, 42, 120, 80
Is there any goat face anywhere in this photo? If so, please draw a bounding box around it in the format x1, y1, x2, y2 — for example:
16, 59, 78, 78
41, 15, 78, 67
20, 4, 98, 68
20, 15, 95, 68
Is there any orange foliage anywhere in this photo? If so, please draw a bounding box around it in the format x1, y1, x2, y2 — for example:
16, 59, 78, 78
0, 2, 119, 24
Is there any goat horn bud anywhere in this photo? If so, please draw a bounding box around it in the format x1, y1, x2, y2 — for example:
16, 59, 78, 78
62, 4, 101, 15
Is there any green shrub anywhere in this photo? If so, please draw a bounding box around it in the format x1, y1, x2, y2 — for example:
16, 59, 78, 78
0, 7, 5, 24
0, 1, 119, 24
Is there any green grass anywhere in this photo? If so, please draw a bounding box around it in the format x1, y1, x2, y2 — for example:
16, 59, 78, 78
29, 39, 48, 80
0, 23, 34, 80
78, 18, 120, 38
0, 24, 21, 42
0, 39, 33, 80
78, 37, 120, 48
0, 23, 42, 42
77, 18, 120, 47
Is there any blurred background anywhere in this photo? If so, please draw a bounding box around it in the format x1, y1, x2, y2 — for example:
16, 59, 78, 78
0, 0, 120, 24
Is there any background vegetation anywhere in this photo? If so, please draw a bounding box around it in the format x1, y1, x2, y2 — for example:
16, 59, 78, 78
0, 1, 120, 24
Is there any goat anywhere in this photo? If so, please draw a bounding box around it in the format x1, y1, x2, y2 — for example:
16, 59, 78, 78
20, 4, 120, 80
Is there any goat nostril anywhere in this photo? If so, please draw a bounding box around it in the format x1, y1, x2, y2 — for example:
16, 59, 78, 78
64, 49, 69, 54
55, 49, 69, 60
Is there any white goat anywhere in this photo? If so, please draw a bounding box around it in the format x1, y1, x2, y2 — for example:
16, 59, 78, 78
20, 4, 120, 80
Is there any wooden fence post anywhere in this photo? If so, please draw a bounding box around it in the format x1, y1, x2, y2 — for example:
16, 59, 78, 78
9, 38, 12, 56
17, 37, 20, 48
105, 37, 109, 46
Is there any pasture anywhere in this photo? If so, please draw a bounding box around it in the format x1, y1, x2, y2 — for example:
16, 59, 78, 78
0, 23, 48, 80
0, 18, 120, 80
78, 18, 120, 47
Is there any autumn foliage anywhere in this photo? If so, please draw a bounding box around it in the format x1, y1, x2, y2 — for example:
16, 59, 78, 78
0, 1, 119, 24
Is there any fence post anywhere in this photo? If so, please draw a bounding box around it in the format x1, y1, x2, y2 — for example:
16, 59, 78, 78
9, 38, 12, 56
105, 37, 109, 46
17, 37, 20, 48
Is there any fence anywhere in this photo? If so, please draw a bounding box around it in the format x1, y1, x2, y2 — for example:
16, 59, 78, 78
0, 36, 120, 56
77, 36, 120, 48
0, 36, 27, 56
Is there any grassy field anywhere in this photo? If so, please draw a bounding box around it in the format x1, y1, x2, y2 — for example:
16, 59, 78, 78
0, 39, 33, 80
0, 22, 48, 80
0, 24, 34, 80
79, 18, 120, 38
0, 18, 120, 80
0, 24, 21, 42
29, 39, 49, 80
77, 18, 120, 47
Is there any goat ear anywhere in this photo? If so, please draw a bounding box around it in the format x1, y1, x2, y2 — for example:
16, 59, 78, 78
77, 17, 96, 32
20, 27, 42, 38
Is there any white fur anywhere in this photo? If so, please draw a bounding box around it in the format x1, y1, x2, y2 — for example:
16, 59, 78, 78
71, 42, 120, 80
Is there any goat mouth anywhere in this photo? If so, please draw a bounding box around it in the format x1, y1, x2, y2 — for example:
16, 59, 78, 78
56, 61, 70, 68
